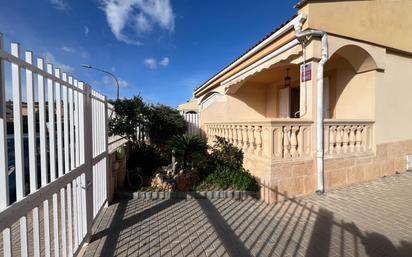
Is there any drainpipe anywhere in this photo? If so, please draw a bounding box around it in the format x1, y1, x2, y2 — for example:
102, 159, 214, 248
294, 16, 329, 193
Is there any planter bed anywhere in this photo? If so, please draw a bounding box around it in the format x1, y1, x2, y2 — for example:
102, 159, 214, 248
115, 190, 259, 200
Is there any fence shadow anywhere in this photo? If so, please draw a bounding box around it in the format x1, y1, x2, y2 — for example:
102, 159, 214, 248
84, 186, 412, 257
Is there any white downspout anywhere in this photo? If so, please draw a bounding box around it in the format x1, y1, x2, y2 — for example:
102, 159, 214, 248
294, 16, 329, 193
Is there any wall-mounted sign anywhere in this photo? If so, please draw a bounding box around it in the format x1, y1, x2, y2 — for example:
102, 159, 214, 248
300, 63, 312, 82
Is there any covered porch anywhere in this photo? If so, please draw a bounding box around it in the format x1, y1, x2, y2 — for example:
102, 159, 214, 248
198, 34, 382, 200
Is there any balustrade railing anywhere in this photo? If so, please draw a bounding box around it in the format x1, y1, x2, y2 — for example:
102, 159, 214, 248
324, 119, 374, 157
205, 119, 374, 162
205, 119, 313, 161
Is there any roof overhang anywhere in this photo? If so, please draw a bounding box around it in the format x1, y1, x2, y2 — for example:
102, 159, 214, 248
194, 13, 306, 97
223, 39, 302, 94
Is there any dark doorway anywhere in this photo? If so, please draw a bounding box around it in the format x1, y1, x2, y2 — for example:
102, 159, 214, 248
290, 87, 300, 118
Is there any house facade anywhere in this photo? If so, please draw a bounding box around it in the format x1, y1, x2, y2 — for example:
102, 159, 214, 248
193, 0, 412, 202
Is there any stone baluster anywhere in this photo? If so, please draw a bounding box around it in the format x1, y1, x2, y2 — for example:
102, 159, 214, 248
324, 125, 329, 156
335, 126, 343, 154
255, 126, 262, 155
349, 125, 357, 152
248, 126, 255, 152
329, 126, 336, 155
297, 126, 303, 157
283, 126, 291, 158
355, 125, 363, 152
342, 126, 350, 153
232, 125, 238, 146
362, 125, 369, 152
238, 125, 245, 149
290, 126, 299, 158
243, 125, 249, 151
226, 125, 231, 142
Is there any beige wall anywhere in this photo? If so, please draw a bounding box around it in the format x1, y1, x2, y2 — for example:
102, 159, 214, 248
325, 56, 375, 120
301, 0, 412, 54
375, 51, 412, 144
201, 83, 267, 124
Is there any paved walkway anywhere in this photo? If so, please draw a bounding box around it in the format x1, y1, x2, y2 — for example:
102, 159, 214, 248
82, 172, 412, 257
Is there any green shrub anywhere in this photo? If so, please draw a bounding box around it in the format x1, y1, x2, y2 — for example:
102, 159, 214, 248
145, 104, 187, 147
168, 134, 208, 169
109, 96, 147, 144
210, 136, 244, 170
201, 167, 260, 192
127, 142, 168, 179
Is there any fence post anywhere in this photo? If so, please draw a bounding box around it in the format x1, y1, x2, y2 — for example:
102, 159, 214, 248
104, 96, 110, 205
83, 84, 94, 241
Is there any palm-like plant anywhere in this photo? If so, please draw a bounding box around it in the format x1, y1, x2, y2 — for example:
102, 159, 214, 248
169, 135, 208, 169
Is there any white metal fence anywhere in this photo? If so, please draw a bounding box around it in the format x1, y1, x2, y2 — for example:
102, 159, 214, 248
0, 34, 108, 257
182, 112, 200, 136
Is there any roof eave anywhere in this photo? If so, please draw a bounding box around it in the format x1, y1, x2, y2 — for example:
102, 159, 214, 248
194, 13, 304, 97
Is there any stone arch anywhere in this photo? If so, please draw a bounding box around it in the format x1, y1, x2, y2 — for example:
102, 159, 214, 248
329, 44, 380, 73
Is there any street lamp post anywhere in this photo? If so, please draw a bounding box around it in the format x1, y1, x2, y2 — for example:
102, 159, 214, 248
82, 64, 120, 100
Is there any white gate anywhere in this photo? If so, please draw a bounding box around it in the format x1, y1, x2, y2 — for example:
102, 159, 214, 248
182, 112, 200, 136
0, 34, 108, 256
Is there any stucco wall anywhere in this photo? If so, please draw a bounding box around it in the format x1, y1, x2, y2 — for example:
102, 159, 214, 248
375, 51, 412, 144
201, 83, 268, 124
333, 66, 375, 120
302, 0, 412, 54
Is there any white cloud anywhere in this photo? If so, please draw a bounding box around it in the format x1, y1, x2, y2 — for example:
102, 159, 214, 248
84, 26, 89, 37
101, 0, 175, 45
144, 57, 169, 69
60, 46, 89, 59
102, 75, 129, 88
135, 13, 152, 33
49, 0, 68, 10
43, 51, 74, 73
159, 57, 169, 67
144, 58, 157, 69
61, 45, 75, 53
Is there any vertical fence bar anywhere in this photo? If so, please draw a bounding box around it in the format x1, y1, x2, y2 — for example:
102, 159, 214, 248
37, 58, 48, 187
67, 183, 73, 256
78, 82, 85, 165
47, 63, 56, 181
72, 178, 79, 249
25, 51, 41, 257
38, 57, 51, 257
74, 80, 80, 168
60, 188, 67, 257
55, 68, 64, 178
62, 73, 69, 173
25, 51, 38, 193
11, 42, 29, 257
44, 199, 51, 257
53, 193, 60, 257
0, 33, 12, 257
68, 76, 75, 170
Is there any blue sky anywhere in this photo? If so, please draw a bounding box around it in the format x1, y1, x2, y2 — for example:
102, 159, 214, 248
0, 0, 296, 106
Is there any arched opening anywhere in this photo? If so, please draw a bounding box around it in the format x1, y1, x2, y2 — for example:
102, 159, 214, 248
324, 45, 378, 119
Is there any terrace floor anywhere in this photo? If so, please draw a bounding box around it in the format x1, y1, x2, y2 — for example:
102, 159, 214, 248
82, 172, 412, 257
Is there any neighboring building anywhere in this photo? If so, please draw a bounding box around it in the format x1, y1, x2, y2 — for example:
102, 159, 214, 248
177, 98, 199, 114
193, 0, 412, 202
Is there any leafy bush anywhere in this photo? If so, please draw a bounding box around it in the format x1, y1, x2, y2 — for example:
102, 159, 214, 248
145, 104, 187, 147
200, 167, 260, 192
210, 136, 244, 170
195, 137, 260, 192
168, 134, 208, 169
109, 96, 147, 144
127, 142, 168, 179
